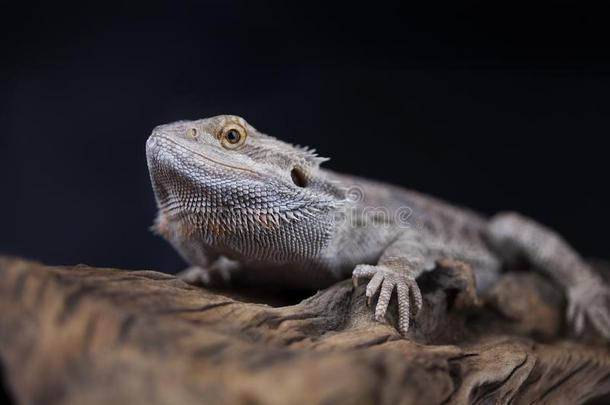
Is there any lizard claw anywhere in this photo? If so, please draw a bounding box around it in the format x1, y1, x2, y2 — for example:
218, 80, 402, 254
352, 264, 423, 335
178, 258, 239, 288
178, 266, 213, 285
567, 278, 610, 339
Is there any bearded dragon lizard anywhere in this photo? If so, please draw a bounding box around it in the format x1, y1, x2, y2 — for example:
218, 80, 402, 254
146, 114, 610, 337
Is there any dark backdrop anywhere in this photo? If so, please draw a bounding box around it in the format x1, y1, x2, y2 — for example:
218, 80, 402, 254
2, 1, 609, 274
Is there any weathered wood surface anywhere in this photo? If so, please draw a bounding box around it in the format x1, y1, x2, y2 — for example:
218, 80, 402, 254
1, 256, 610, 405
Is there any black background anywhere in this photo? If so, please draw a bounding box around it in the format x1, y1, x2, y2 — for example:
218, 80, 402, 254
2, 0, 610, 275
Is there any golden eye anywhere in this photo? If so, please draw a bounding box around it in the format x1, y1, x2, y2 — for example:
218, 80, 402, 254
220, 123, 247, 149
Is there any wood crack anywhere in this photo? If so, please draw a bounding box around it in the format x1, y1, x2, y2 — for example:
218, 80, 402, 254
2, 257, 610, 405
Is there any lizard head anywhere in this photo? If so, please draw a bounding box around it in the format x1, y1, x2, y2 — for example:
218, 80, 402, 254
146, 115, 345, 263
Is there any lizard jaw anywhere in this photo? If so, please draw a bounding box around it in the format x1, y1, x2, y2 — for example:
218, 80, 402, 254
146, 132, 258, 176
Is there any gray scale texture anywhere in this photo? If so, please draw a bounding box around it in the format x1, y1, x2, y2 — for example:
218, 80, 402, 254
147, 114, 610, 337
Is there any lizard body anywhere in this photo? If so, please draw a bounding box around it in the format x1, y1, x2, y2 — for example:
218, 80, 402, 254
146, 115, 610, 337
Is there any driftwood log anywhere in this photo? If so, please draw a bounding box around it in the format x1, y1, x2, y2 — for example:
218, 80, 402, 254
1, 256, 610, 404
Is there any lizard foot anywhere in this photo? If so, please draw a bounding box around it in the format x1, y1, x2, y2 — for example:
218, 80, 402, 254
567, 278, 610, 339
178, 266, 223, 286
177, 257, 239, 288
352, 264, 423, 335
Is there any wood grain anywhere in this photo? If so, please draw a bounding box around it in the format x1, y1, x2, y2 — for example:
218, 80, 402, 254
1, 256, 609, 404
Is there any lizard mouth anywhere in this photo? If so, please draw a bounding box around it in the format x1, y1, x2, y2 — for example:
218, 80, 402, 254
147, 133, 259, 176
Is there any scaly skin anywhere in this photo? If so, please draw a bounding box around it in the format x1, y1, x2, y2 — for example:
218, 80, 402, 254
146, 115, 610, 337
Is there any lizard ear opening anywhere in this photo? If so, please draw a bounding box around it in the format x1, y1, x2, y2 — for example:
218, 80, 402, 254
291, 168, 307, 188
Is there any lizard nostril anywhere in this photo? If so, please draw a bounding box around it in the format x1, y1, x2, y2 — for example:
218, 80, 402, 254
291, 168, 307, 188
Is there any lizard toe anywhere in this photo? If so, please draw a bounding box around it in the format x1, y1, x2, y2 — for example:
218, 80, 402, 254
568, 280, 610, 339
352, 264, 377, 288
396, 279, 411, 334
374, 276, 395, 322
408, 277, 423, 316
178, 266, 212, 286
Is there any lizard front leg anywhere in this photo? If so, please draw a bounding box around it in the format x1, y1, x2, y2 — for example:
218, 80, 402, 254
166, 231, 242, 288
352, 232, 429, 335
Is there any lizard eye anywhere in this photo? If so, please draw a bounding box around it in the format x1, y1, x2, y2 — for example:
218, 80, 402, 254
220, 124, 247, 149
